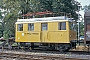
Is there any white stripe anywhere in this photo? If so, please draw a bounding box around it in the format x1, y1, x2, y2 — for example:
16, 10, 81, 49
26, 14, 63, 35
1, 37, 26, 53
16, 16, 74, 24
15, 20, 69, 24
17, 16, 67, 22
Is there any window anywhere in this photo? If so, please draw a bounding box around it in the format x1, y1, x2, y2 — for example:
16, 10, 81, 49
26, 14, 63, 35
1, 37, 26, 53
28, 23, 34, 31
17, 24, 23, 31
69, 22, 73, 30
69, 22, 76, 31
58, 22, 66, 30
41, 23, 48, 31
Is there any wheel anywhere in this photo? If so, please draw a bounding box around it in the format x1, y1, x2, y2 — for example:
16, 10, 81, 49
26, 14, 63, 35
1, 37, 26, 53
55, 44, 70, 52
59, 46, 66, 52
31, 43, 34, 50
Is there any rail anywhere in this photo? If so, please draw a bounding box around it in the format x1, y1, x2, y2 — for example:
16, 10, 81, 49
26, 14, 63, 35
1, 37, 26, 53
0, 50, 89, 60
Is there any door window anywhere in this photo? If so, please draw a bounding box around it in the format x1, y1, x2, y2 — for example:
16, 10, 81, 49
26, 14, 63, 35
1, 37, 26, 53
41, 23, 48, 31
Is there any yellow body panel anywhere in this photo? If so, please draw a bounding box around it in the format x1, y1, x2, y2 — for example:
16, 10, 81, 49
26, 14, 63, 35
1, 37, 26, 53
47, 31, 69, 43
34, 23, 41, 31
16, 31, 41, 42
69, 30, 77, 41
15, 21, 77, 43
48, 22, 58, 31
24, 24, 27, 31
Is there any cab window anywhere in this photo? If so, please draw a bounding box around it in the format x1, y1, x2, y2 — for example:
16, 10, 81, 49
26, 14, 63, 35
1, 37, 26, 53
28, 23, 34, 31
41, 23, 48, 31
69, 22, 73, 30
58, 22, 66, 30
69, 22, 76, 31
17, 24, 23, 31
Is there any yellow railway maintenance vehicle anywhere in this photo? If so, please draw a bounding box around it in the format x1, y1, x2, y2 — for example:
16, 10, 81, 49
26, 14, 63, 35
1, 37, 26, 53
15, 16, 77, 52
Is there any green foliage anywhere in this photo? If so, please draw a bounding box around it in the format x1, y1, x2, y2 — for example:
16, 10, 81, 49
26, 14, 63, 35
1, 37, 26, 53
75, 23, 84, 36
0, 0, 80, 38
83, 4, 90, 12
31, 0, 79, 20
0, 0, 20, 38
0, 10, 3, 20
80, 23, 84, 36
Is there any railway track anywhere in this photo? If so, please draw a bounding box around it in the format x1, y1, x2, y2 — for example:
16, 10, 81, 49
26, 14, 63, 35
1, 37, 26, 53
0, 49, 90, 60
2, 47, 90, 55
0, 52, 89, 60
0, 42, 90, 60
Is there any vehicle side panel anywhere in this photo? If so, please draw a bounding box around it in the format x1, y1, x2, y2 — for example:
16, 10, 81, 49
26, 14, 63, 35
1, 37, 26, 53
15, 21, 75, 43
84, 12, 90, 44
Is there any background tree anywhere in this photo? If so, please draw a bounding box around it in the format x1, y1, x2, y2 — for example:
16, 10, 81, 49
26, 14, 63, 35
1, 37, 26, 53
31, 0, 80, 20
0, 10, 4, 37
80, 4, 90, 36
83, 4, 90, 12
0, 0, 80, 38
80, 23, 84, 36
0, 0, 32, 38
